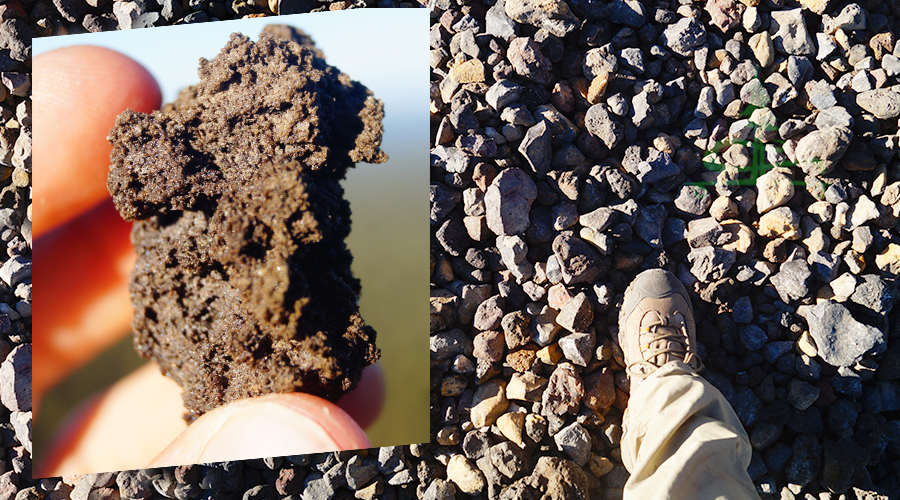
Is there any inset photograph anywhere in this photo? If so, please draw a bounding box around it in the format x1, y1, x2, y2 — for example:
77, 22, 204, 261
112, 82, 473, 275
34, 9, 428, 476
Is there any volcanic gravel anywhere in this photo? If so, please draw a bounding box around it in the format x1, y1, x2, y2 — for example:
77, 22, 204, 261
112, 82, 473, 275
21, 0, 421, 35
13, 0, 900, 500
428, 0, 900, 498
0, 1, 32, 499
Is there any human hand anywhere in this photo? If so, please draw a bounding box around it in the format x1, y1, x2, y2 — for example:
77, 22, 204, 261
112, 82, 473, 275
33, 45, 385, 476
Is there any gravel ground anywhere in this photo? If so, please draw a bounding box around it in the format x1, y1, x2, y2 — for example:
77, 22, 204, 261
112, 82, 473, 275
24, 0, 421, 35
10, 0, 900, 499
0, 0, 33, 498
429, 0, 900, 498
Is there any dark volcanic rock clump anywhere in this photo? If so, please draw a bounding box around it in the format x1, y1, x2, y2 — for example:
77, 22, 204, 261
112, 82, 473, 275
108, 27, 386, 418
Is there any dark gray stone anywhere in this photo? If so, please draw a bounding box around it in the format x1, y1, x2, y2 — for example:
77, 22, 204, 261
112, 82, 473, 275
637, 148, 681, 185
607, 0, 645, 27
661, 17, 707, 57
787, 380, 820, 411
738, 324, 767, 351
686, 218, 726, 248
770, 260, 811, 303
485, 80, 522, 110
786, 434, 821, 486
584, 104, 623, 149
850, 274, 894, 315
674, 184, 712, 217
822, 438, 870, 494
634, 203, 666, 249
553, 422, 591, 466
552, 232, 605, 285
734, 385, 762, 427
687, 246, 735, 282
804, 301, 885, 368
808, 252, 841, 282
733, 296, 753, 324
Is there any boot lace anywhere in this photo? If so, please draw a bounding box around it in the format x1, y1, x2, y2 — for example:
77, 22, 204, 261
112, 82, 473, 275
626, 312, 703, 378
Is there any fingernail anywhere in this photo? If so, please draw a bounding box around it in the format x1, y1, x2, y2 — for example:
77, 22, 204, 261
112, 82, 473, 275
197, 399, 343, 462
150, 394, 370, 467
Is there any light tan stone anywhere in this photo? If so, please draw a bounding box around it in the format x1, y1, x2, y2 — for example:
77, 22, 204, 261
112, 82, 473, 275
749, 32, 774, 68
447, 455, 486, 494
797, 331, 818, 357
537, 343, 563, 365
470, 379, 509, 428
798, 0, 830, 14
586, 71, 610, 104
506, 371, 549, 402
757, 207, 801, 240
589, 454, 615, 477
721, 220, 755, 253
496, 412, 526, 446
449, 58, 485, 84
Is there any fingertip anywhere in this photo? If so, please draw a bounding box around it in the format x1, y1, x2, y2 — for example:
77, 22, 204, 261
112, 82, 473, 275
34, 46, 161, 237
149, 393, 370, 468
337, 363, 386, 430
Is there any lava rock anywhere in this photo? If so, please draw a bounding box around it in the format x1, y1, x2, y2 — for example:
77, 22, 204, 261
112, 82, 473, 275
485, 168, 538, 236
803, 301, 885, 368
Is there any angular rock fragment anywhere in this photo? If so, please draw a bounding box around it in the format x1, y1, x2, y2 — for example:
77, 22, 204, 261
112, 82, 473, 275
687, 246, 735, 282
505, 0, 579, 37
518, 121, 552, 176
0, 344, 30, 412
794, 127, 852, 177
769, 8, 816, 55
662, 17, 707, 57
485, 168, 537, 236
584, 104, 623, 149
856, 89, 900, 120
803, 301, 885, 368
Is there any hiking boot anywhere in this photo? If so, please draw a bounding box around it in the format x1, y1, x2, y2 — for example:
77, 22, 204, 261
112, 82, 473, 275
618, 269, 703, 389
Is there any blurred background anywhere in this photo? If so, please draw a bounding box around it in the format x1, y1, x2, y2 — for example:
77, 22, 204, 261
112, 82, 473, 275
34, 10, 428, 460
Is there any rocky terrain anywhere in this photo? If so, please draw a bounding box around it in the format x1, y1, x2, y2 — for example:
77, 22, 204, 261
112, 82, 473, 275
22, 0, 420, 35
0, 0, 33, 499
429, 0, 900, 498
18, 449, 455, 500
11, 0, 900, 498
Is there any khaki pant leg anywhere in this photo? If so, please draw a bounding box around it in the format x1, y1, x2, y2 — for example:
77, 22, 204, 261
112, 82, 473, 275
620, 361, 757, 500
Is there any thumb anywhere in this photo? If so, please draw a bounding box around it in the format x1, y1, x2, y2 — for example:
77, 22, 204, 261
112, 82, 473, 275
148, 393, 371, 467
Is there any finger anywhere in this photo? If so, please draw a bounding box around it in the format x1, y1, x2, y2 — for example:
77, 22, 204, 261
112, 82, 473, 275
33, 45, 161, 238
33, 199, 135, 403
39, 362, 384, 475
148, 393, 371, 468
336, 363, 386, 430
37, 363, 187, 477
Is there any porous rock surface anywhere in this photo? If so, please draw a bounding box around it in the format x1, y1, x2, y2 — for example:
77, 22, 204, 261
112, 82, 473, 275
108, 28, 385, 418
